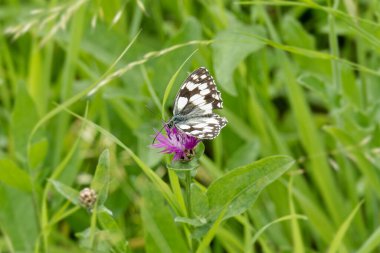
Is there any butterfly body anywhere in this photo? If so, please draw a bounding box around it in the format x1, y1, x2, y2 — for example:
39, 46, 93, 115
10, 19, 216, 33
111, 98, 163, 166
169, 67, 227, 139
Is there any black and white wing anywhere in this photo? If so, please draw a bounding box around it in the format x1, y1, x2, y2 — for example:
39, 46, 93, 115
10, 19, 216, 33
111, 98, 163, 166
172, 67, 227, 139
173, 67, 223, 116
175, 114, 227, 139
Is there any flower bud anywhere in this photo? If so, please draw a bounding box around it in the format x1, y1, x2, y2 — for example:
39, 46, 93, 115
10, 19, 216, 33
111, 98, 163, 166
79, 187, 97, 209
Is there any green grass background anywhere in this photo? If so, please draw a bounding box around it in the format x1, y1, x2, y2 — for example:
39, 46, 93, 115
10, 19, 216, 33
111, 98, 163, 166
1, 0, 380, 252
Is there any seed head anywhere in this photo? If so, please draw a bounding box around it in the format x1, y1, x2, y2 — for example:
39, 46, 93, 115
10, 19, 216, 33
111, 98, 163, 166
79, 187, 97, 209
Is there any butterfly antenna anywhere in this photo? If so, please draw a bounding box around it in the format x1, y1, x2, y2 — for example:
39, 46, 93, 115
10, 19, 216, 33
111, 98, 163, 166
145, 104, 157, 115
152, 122, 167, 145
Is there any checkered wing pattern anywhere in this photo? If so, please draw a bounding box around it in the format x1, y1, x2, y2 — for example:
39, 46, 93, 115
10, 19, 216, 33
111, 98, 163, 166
172, 67, 227, 139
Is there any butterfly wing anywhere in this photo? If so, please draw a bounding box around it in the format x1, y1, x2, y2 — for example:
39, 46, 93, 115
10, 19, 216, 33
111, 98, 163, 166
173, 67, 223, 116
175, 114, 227, 139
172, 67, 227, 139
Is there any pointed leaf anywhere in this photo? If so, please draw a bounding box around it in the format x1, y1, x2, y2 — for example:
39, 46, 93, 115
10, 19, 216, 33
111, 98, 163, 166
0, 158, 32, 192
97, 207, 127, 252
28, 138, 48, 169
50, 179, 80, 205
327, 201, 363, 253
212, 25, 266, 95
225, 141, 260, 170
298, 73, 328, 98
281, 15, 315, 50
191, 183, 209, 218
206, 155, 294, 221
357, 227, 380, 253
10, 85, 39, 159
0, 185, 39, 252
175, 216, 207, 227
91, 149, 110, 205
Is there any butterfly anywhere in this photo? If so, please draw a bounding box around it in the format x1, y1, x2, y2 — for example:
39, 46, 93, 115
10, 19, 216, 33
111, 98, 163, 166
167, 67, 227, 139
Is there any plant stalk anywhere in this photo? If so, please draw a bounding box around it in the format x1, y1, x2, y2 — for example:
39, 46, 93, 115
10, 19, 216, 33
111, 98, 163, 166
185, 169, 199, 252
185, 170, 193, 218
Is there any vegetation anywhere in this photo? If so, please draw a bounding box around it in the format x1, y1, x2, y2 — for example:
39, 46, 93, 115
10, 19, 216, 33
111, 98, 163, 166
1, 0, 380, 252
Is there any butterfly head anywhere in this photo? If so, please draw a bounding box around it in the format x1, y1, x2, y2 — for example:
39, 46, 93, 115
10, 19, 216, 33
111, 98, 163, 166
152, 119, 175, 145
166, 120, 174, 129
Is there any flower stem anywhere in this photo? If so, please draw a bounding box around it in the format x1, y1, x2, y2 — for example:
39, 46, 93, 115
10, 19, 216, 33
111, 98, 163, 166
185, 170, 192, 218
184, 169, 199, 252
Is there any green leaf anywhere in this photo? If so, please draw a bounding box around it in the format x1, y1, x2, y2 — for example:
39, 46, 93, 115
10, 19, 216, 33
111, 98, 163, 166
280, 14, 331, 76
10, 85, 39, 160
28, 138, 48, 169
281, 15, 315, 50
91, 149, 110, 206
324, 126, 380, 198
225, 141, 260, 170
298, 73, 328, 98
357, 227, 380, 253
196, 202, 229, 253
141, 183, 188, 253
0, 185, 39, 252
327, 201, 363, 253
250, 214, 308, 247
50, 179, 80, 205
191, 183, 209, 218
341, 66, 361, 108
175, 216, 207, 227
0, 158, 32, 192
212, 25, 266, 95
206, 155, 294, 221
97, 207, 127, 253
195, 156, 294, 246
76, 227, 113, 252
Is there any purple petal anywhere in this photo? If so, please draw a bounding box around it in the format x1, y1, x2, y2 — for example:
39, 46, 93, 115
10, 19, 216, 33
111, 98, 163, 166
152, 124, 200, 161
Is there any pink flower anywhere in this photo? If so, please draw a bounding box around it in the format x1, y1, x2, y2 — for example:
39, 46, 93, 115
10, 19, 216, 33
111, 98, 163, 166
152, 125, 200, 161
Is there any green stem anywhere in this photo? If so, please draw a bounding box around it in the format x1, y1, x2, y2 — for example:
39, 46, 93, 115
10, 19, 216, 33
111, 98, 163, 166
185, 170, 192, 218
184, 170, 198, 252
328, 0, 342, 103
89, 203, 98, 249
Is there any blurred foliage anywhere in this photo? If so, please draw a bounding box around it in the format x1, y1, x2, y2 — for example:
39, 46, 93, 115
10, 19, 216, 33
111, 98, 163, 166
1, 0, 380, 252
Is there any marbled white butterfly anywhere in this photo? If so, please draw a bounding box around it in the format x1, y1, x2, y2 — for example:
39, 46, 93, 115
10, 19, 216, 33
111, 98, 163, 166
167, 67, 227, 139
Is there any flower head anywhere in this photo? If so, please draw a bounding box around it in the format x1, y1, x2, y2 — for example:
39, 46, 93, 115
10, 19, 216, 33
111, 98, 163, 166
152, 125, 200, 161
79, 187, 97, 209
